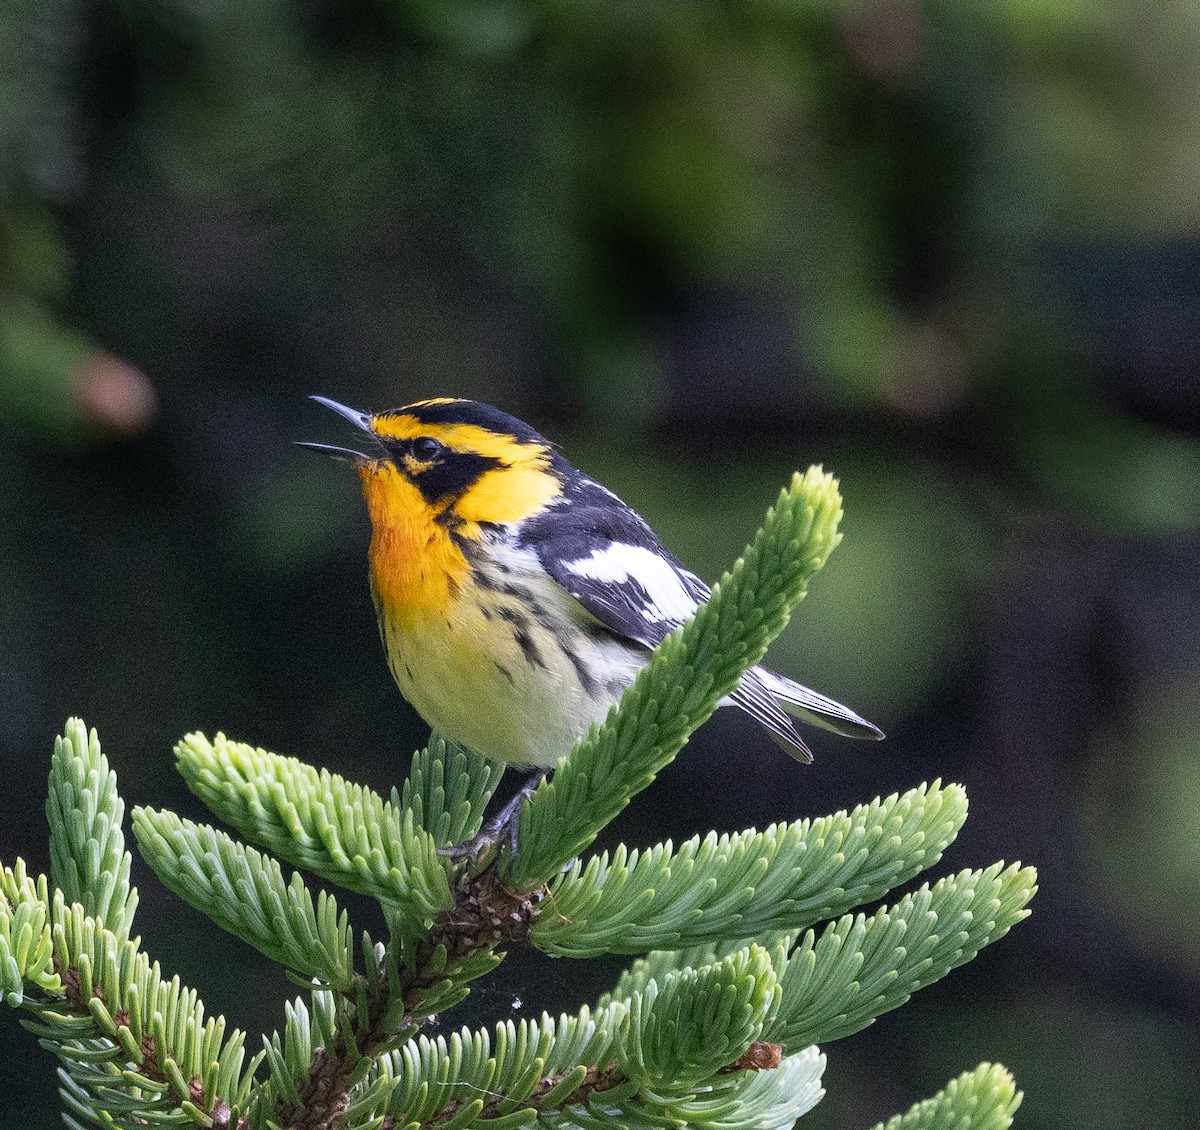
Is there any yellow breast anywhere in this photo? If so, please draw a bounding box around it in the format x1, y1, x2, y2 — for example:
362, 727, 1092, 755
374, 581, 643, 767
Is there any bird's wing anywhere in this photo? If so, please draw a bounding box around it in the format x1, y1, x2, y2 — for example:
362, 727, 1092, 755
515, 480, 875, 762
520, 495, 818, 758
518, 488, 705, 649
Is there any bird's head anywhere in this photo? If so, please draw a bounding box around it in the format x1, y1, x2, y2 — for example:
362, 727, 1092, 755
301, 396, 564, 531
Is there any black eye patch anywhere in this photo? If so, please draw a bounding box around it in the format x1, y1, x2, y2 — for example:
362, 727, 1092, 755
403, 449, 504, 508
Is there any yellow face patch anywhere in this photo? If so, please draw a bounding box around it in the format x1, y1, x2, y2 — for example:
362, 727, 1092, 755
452, 462, 561, 525
369, 409, 562, 525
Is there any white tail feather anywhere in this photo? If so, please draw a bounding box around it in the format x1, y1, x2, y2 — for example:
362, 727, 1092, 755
756, 668, 885, 741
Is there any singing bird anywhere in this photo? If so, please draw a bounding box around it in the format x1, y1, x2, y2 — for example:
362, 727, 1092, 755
302, 396, 882, 786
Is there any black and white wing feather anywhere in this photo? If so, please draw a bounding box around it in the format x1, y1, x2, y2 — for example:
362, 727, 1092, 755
519, 481, 698, 649
518, 474, 883, 761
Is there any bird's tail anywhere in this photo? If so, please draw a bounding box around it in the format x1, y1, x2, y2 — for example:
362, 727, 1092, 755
728, 667, 884, 764
757, 668, 885, 742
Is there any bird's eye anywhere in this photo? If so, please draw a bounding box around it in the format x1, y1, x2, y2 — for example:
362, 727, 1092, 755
410, 437, 443, 462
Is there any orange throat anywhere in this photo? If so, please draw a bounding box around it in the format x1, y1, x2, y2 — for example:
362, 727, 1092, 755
359, 462, 469, 627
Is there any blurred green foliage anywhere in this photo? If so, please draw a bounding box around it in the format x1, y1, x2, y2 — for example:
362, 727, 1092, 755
2, 1, 1197, 426
2, 1, 1200, 1128
1083, 676, 1200, 972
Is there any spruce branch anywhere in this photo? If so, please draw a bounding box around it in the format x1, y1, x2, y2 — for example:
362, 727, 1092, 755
175, 732, 452, 926
264, 987, 340, 1112
1, 860, 60, 1003
508, 468, 846, 889
11, 887, 260, 1126
533, 1045, 825, 1130
266, 866, 540, 1129
363, 992, 824, 1130
46, 717, 138, 942
402, 735, 506, 849
377, 1005, 628, 1126
352, 941, 790, 1130
615, 944, 781, 1088
5, 722, 256, 1125
274, 978, 404, 1130
5, 462, 1040, 1130
872, 1063, 1022, 1130
767, 863, 1038, 1050
532, 781, 967, 957
132, 808, 358, 991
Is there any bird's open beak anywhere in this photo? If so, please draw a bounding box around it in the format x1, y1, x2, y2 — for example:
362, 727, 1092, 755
296, 395, 378, 463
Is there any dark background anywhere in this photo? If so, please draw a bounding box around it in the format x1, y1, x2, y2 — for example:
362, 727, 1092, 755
3, 3, 1200, 1127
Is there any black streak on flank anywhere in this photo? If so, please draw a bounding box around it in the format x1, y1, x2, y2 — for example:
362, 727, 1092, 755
604, 675, 630, 699
565, 647, 598, 696
513, 626, 546, 670
494, 661, 516, 685
468, 557, 499, 590
493, 605, 547, 669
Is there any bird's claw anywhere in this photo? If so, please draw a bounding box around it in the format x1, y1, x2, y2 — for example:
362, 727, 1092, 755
438, 769, 545, 867
437, 830, 503, 866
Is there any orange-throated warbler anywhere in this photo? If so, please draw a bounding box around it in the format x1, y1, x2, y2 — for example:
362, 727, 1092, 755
302, 396, 882, 840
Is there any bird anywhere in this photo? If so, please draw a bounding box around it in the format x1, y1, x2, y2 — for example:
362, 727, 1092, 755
301, 395, 882, 839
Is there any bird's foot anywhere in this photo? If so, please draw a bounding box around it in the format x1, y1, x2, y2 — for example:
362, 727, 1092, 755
438, 769, 547, 866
